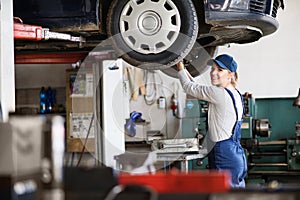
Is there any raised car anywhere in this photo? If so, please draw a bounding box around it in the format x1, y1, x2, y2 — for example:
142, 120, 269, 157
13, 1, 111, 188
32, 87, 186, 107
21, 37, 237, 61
13, 0, 284, 77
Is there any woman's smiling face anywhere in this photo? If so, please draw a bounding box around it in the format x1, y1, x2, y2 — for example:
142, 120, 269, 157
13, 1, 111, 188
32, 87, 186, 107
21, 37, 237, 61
210, 63, 233, 88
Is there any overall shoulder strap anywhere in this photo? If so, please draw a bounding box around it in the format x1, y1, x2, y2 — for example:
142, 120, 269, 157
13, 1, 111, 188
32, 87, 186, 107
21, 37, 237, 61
224, 88, 238, 120
236, 89, 245, 118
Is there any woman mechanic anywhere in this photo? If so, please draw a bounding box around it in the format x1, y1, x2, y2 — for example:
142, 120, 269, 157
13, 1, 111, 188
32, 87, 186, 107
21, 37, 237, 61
177, 54, 247, 188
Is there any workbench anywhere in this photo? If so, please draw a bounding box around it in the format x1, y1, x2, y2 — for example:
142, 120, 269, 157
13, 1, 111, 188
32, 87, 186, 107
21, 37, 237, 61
156, 153, 204, 173
114, 151, 203, 174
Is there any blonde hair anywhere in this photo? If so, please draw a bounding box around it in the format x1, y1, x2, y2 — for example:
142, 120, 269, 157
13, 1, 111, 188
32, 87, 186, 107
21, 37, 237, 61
231, 72, 238, 88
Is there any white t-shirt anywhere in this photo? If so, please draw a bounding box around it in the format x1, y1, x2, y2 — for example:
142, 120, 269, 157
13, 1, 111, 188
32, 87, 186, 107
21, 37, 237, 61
178, 70, 243, 143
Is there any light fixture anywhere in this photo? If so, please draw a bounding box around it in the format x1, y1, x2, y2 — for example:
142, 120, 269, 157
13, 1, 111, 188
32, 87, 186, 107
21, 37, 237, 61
293, 88, 300, 107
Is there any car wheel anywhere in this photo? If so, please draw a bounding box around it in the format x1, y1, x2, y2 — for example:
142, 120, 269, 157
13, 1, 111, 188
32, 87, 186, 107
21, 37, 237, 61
107, 0, 198, 70
161, 45, 218, 78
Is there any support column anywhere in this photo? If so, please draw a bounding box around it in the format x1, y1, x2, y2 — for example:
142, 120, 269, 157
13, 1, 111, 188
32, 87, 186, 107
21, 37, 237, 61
0, 0, 15, 122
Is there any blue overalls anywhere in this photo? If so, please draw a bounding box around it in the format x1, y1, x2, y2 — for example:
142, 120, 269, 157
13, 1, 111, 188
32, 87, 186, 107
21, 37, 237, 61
208, 88, 247, 188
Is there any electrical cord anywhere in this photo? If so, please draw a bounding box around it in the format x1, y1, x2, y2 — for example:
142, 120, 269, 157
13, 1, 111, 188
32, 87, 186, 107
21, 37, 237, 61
144, 70, 157, 105
156, 71, 166, 98
0, 101, 2, 122
76, 113, 94, 167
144, 70, 168, 106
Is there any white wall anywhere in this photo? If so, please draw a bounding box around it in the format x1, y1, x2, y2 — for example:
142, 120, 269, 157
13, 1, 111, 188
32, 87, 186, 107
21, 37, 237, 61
218, 1, 300, 98
128, 69, 184, 139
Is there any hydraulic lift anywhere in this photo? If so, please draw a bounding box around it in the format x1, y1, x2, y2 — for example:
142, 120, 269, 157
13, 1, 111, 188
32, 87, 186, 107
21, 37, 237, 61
13, 17, 88, 64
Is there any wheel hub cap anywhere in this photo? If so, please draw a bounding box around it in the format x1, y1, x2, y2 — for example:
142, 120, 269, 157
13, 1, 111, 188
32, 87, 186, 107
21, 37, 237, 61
139, 11, 161, 35
119, 0, 181, 54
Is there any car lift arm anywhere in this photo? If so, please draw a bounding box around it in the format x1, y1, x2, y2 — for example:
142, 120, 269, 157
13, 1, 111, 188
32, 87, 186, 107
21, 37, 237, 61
13, 17, 85, 43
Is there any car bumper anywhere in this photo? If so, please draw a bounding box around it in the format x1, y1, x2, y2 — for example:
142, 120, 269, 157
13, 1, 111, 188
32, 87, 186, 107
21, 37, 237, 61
205, 11, 279, 36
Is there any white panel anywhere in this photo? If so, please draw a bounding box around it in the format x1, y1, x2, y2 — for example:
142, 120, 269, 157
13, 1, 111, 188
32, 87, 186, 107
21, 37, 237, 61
102, 59, 125, 168
0, 0, 15, 121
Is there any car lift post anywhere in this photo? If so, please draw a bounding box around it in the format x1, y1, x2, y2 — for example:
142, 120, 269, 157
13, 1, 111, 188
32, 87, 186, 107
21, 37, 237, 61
0, 0, 15, 122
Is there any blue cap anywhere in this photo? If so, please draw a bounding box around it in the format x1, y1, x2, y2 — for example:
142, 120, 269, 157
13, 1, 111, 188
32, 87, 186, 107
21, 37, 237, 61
213, 54, 237, 72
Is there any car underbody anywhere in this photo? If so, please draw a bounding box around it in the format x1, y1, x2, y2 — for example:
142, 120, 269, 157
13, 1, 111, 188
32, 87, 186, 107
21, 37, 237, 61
13, 0, 284, 77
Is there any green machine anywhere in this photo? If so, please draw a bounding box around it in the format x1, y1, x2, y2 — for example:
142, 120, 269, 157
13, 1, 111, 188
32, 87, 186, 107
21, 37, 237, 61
181, 93, 300, 185
181, 95, 209, 170
241, 95, 300, 185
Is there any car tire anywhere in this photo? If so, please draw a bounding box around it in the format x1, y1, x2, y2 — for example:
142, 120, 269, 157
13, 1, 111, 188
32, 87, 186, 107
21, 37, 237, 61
107, 0, 198, 70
